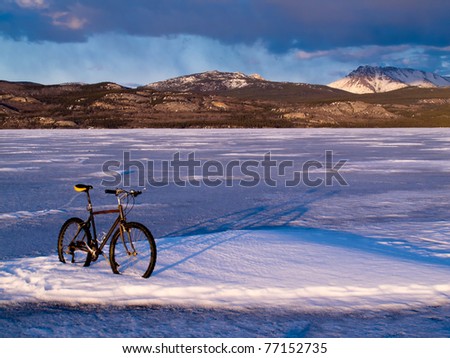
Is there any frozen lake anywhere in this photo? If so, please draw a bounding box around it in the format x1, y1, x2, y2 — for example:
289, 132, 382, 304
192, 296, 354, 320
1, 128, 450, 337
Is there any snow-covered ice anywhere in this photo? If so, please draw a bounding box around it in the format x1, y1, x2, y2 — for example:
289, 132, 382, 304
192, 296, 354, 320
1, 227, 450, 310
1, 128, 450, 337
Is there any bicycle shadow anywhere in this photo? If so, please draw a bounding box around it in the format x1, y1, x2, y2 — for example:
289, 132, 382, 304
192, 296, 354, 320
152, 189, 340, 276
162, 188, 339, 239
152, 184, 450, 277
152, 231, 242, 275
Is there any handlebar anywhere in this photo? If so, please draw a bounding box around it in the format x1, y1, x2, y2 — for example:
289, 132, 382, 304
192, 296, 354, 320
105, 188, 142, 197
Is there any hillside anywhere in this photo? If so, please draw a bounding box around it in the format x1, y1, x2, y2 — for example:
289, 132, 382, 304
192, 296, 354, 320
1, 71, 450, 128
146, 70, 350, 102
145, 70, 272, 92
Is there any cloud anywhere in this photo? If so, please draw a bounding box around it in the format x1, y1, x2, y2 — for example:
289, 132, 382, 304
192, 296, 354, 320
295, 45, 450, 72
296, 50, 331, 60
295, 45, 414, 63
0, 33, 332, 85
47, 11, 87, 30
1, 0, 449, 51
1, 1, 449, 84
1, 33, 448, 86
14, 0, 48, 9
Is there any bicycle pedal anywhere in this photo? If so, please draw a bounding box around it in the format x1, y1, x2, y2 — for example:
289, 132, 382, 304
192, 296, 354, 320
91, 251, 102, 262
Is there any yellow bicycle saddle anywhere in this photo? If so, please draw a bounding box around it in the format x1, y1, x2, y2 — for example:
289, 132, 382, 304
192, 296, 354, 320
74, 184, 93, 192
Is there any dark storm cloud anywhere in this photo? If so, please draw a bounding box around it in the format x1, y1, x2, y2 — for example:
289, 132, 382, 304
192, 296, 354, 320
1, 0, 449, 50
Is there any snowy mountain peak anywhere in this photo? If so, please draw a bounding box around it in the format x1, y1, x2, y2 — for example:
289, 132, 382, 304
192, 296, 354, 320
249, 73, 265, 80
145, 70, 268, 92
328, 65, 450, 94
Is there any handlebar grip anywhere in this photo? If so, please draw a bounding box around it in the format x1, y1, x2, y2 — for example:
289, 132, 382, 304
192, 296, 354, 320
105, 189, 117, 194
131, 190, 142, 197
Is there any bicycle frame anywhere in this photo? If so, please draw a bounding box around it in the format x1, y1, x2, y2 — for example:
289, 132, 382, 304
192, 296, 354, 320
82, 190, 127, 256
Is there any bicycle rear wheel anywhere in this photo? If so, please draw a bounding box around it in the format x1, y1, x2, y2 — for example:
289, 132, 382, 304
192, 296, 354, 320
109, 222, 157, 278
57, 217, 93, 267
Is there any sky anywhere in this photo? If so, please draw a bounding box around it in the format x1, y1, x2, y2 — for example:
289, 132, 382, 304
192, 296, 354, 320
0, 0, 449, 86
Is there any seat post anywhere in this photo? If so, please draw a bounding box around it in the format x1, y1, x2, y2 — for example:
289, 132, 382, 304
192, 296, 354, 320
86, 189, 93, 212
74, 184, 94, 210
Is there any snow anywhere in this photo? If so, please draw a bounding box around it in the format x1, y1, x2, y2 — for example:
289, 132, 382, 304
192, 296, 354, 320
2, 128, 450, 337
146, 70, 258, 91
328, 66, 450, 94
1, 227, 450, 310
392, 68, 450, 87
328, 77, 407, 94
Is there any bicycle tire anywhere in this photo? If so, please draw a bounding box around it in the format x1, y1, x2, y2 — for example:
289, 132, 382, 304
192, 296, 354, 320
57, 217, 93, 267
109, 222, 157, 278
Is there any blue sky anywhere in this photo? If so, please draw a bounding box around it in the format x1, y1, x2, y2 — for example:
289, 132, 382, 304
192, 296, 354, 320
0, 0, 449, 85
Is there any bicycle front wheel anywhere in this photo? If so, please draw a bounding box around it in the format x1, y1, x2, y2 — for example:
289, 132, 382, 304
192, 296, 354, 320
109, 222, 157, 278
57, 217, 93, 267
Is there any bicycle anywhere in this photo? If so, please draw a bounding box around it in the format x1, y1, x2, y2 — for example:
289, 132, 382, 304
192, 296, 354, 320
57, 184, 157, 278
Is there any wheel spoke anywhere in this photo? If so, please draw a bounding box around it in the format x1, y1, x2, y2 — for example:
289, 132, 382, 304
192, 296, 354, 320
57, 218, 92, 266
110, 222, 156, 278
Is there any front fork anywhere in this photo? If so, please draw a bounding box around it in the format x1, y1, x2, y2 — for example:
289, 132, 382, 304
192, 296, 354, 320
119, 223, 137, 256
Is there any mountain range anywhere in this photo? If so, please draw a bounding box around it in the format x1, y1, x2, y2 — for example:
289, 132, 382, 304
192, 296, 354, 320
328, 66, 450, 94
1, 66, 450, 129
146, 66, 450, 95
